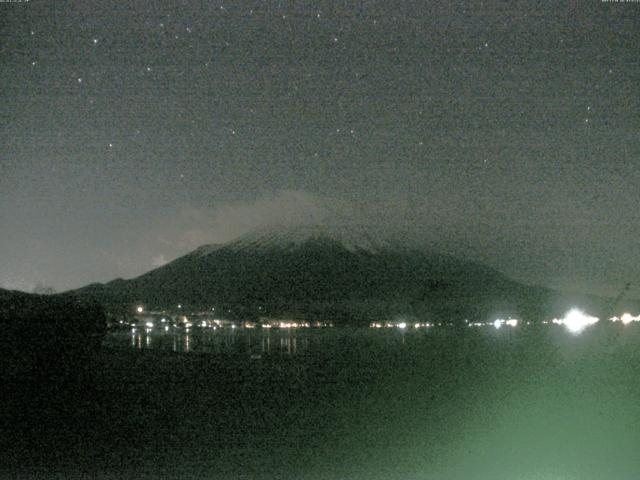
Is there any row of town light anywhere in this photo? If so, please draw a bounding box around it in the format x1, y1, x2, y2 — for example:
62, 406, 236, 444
371, 309, 640, 335
134, 305, 640, 336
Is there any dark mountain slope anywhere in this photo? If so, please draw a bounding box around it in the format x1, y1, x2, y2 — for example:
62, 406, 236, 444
69, 225, 613, 323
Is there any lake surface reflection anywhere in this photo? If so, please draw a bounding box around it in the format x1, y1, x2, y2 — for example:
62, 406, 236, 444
68, 324, 640, 479
105, 326, 424, 356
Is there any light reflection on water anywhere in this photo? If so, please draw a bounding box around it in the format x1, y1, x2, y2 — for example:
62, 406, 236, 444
112, 328, 317, 356
107, 321, 629, 358
110, 325, 521, 357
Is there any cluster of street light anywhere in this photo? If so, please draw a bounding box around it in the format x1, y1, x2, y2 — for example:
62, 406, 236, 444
369, 308, 640, 335
369, 322, 434, 329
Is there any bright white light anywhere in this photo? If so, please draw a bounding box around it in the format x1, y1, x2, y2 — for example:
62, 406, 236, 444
610, 313, 640, 324
164, 326, 169, 332
493, 319, 502, 329
136, 306, 144, 313
397, 322, 407, 329
505, 319, 518, 327
561, 308, 599, 334
145, 321, 154, 328
161, 318, 166, 323
616, 313, 640, 325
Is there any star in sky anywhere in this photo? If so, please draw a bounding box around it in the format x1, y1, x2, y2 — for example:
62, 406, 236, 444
1, 0, 639, 296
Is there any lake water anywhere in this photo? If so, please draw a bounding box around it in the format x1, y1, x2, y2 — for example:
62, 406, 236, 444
104, 326, 331, 356
104, 325, 457, 358
6, 323, 640, 479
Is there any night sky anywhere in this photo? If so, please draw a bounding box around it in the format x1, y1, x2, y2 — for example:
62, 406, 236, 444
1, 1, 639, 296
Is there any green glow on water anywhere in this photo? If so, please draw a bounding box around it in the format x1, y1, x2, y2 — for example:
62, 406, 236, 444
7, 324, 640, 479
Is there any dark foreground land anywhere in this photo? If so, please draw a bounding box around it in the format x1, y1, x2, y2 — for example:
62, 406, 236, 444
3, 325, 640, 480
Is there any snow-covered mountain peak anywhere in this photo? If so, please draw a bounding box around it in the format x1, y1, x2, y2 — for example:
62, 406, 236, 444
197, 224, 395, 256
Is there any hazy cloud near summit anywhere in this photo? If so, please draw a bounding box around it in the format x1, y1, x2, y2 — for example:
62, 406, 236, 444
210, 190, 364, 232
157, 190, 365, 252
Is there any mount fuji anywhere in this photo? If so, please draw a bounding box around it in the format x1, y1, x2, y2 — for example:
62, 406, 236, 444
70, 225, 605, 324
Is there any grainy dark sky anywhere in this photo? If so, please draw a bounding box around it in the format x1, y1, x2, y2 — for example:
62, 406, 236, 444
1, 0, 639, 296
